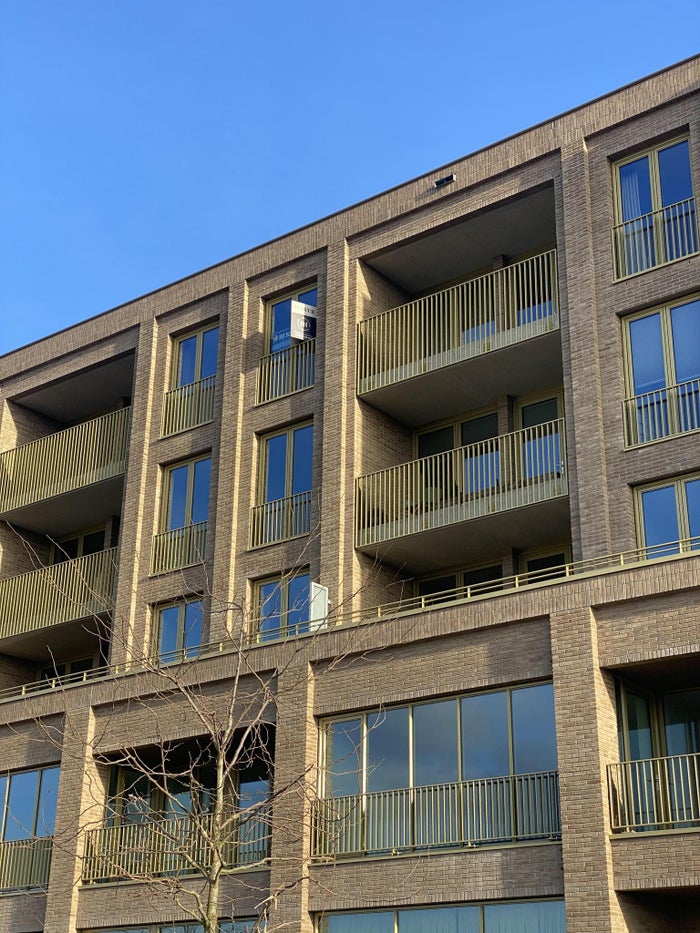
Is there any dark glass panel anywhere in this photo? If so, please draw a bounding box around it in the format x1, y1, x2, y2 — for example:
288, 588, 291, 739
270, 299, 292, 353
619, 156, 653, 220
291, 425, 313, 494
367, 707, 409, 792
191, 458, 211, 524
664, 689, 700, 755
183, 601, 203, 655
625, 692, 653, 760
399, 905, 480, 933
201, 326, 219, 379
325, 913, 394, 933
35, 767, 60, 836
461, 691, 509, 778
167, 464, 189, 529
288, 573, 310, 635
265, 434, 287, 502
413, 700, 459, 786
629, 314, 665, 394
258, 580, 282, 639
460, 413, 498, 445
82, 530, 105, 556
687, 478, 700, 546
641, 485, 679, 554
483, 900, 566, 932
419, 426, 454, 458
4, 770, 39, 840
512, 684, 558, 773
658, 140, 693, 206
159, 605, 180, 660
178, 334, 198, 386
326, 719, 362, 797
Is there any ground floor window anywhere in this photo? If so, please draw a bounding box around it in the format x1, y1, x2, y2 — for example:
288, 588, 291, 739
317, 900, 566, 932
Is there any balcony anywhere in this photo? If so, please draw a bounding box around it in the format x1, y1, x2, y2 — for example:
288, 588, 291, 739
0, 837, 52, 893
0, 548, 118, 642
82, 810, 269, 883
312, 771, 560, 858
623, 378, 700, 446
608, 752, 700, 833
161, 376, 216, 437
256, 339, 315, 404
355, 419, 568, 571
249, 491, 312, 549
0, 408, 130, 533
357, 250, 560, 425
612, 198, 698, 280
151, 522, 207, 575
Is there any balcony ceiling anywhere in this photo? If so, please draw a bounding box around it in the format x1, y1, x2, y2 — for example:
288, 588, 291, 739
15, 354, 135, 424
1, 476, 125, 537
364, 186, 556, 295
1, 616, 104, 662
357, 494, 570, 574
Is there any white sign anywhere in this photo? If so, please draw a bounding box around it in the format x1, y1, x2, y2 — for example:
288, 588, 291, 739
290, 300, 317, 341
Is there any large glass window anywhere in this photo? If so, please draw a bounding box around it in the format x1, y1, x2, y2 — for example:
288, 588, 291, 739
0, 766, 60, 840
258, 287, 317, 403
267, 287, 317, 355
614, 137, 697, 277
317, 901, 566, 933
254, 571, 310, 641
164, 456, 211, 531
252, 424, 313, 546
173, 326, 219, 388
319, 684, 558, 855
636, 473, 700, 556
156, 599, 203, 663
518, 396, 562, 481
624, 297, 700, 445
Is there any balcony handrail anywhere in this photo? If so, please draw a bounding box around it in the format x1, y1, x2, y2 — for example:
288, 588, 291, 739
161, 374, 216, 437
0, 407, 131, 514
82, 807, 270, 883
623, 376, 700, 446
607, 751, 700, 833
0, 537, 697, 704
312, 770, 560, 857
256, 338, 316, 404
0, 835, 53, 892
151, 521, 208, 575
0, 547, 118, 640
355, 418, 566, 547
611, 196, 698, 279
357, 249, 558, 393
249, 490, 312, 548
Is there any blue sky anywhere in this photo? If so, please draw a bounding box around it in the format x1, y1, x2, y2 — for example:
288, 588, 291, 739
1, 1, 698, 354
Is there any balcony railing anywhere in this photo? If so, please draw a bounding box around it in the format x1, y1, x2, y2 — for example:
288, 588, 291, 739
151, 522, 208, 575
356, 419, 567, 548
623, 377, 700, 446
161, 375, 216, 437
612, 198, 698, 279
608, 752, 700, 833
249, 491, 312, 549
0, 836, 52, 892
256, 339, 315, 404
312, 771, 560, 858
357, 250, 558, 395
0, 407, 130, 515
82, 809, 270, 883
0, 547, 118, 640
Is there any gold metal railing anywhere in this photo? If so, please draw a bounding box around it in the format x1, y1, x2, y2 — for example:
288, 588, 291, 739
357, 250, 558, 394
161, 375, 216, 437
623, 377, 700, 446
0, 407, 130, 514
82, 809, 270, 883
256, 339, 315, 404
608, 752, 700, 833
0, 836, 52, 892
249, 491, 312, 549
0, 547, 118, 640
612, 197, 698, 279
312, 771, 560, 857
356, 419, 566, 548
151, 521, 208, 575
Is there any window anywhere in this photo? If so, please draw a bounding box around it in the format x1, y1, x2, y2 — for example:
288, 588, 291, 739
613, 137, 697, 278
39, 656, 96, 682
253, 571, 311, 642
250, 424, 313, 547
623, 297, 700, 445
316, 900, 566, 933
163, 325, 219, 435
52, 527, 105, 563
257, 286, 317, 403
517, 396, 563, 482
152, 455, 211, 573
417, 564, 503, 604
636, 473, 700, 556
93, 923, 262, 933
0, 766, 60, 841
317, 684, 558, 857
156, 599, 203, 663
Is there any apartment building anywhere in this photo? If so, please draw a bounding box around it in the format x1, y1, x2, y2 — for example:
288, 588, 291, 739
0, 56, 698, 933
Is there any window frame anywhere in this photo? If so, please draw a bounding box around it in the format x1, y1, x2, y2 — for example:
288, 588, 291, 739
264, 284, 318, 356
51, 525, 107, 563
258, 422, 314, 504
252, 569, 311, 642
154, 597, 205, 663
613, 135, 694, 227
161, 454, 212, 531
0, 764, 60, 840
634, 471, 700, 555
622, 295, 700, 446
171, 324, 220, 390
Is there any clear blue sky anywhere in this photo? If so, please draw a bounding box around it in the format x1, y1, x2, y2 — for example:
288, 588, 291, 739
1, 1, 698, 354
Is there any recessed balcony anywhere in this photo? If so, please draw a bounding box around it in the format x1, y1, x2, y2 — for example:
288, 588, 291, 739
0, 548, 118, 643
355, 419, 569, 571
357, 250, 560, 425
312, 770, 560, 858
82, 810, 269, 883
0, 407, 130, 534
608, 752, 700, 833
